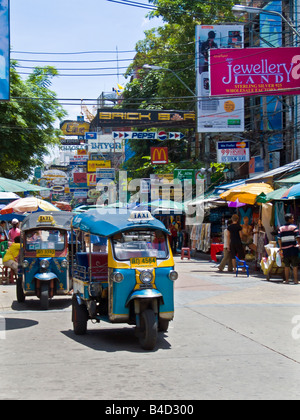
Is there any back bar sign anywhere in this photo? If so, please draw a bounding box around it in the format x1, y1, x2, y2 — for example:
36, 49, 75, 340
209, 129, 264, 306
95, 109, 195, 127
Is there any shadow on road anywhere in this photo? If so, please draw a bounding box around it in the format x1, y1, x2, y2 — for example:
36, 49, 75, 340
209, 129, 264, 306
61, 327, 172, 353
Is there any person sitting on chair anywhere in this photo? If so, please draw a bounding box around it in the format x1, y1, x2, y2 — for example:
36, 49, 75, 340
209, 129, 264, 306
3, 235, 21, 276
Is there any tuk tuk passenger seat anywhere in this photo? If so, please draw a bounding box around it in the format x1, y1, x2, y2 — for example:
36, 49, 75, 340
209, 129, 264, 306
90, 253, 108, 282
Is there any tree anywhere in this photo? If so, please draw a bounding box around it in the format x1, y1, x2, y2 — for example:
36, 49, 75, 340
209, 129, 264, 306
121, 1, 235, 178
0, 62, 66, 180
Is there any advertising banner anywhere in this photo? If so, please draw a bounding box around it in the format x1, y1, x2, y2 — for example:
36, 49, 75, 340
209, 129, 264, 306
209, 47, 300, 97
0, 0, 9, 100
217, 141, 250, 163
112, 131, 184, 140
93, 109, 195, 128
87, 160, 111, 172
88, 135, 124, 154
196, 24, 244, 132
151, 147, 168, 164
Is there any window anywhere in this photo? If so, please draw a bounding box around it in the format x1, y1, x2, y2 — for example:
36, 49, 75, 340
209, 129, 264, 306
112, 230, 168, 261
25, 229, 65, 251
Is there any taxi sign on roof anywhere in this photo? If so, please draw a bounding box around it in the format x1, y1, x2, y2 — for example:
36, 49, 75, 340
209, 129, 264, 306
128, 211, 154, 223
37, 215, 55, 224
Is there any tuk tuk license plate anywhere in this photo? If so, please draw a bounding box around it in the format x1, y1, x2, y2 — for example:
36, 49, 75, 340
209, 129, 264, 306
36, 249, 55, 257
130, 257, 157, 268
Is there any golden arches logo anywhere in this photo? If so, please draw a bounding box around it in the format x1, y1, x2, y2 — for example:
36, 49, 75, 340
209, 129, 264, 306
151, 147, 168, 164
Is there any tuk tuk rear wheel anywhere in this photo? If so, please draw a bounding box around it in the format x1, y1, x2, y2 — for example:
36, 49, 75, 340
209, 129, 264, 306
72, 295, 88, 335
16, 276, 25, 303
139, 309, 157, 350
40, 283, 49, 310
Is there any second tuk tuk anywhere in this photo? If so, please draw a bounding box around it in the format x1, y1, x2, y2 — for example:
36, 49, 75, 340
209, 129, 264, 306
71, 209, 178, 350
17, 211, 74, 310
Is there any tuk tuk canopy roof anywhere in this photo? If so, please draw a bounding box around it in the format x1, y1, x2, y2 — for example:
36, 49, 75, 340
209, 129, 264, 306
21, 211, 73, 231
72, 210, 170, 237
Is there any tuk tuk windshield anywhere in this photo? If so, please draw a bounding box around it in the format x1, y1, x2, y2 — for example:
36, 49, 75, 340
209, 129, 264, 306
25, 229, 66, 251
112, 230, 168, 260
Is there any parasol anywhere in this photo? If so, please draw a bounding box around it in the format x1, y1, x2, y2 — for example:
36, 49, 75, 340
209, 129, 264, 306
220, 183, 273, 205
0, 196, 60, 215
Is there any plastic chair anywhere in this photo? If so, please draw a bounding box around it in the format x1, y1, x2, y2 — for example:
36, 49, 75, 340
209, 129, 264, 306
1, 266, 16, 284
0, 241, 8, 259
181, 247, 191, 260
235, 257, 249, 277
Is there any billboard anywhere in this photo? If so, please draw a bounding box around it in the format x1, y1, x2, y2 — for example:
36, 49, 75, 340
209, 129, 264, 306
0, 0, 9, 100
209, 47, 300, 97
196, 25, 244, 132
217, 141, 250, 163
92, 109, 195, 128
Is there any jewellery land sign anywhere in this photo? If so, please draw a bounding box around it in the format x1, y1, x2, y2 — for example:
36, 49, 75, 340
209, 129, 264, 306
217, 141, 250, 163
196, 24, 244, 133
209, 47, 300, 97
93, 109, 195, 128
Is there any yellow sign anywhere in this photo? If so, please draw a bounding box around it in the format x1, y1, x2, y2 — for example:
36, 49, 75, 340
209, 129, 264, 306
130, 257, 157, 268
87, 160, 111, 171
36, 249, 55, 257
60, 120, 90, 136
37, 215, 55, 224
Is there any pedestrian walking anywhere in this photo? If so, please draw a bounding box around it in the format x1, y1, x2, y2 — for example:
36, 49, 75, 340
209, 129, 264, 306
278, 213, 300, 284
227, 214, 245, 271
218, 219, 233, 272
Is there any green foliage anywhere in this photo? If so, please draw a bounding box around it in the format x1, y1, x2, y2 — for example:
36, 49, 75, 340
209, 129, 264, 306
0, 62, 66, 180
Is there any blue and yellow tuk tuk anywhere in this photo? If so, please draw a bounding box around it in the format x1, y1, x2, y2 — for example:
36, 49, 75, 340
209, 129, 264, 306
17, 211, 73, 310
71, 209, 178, 350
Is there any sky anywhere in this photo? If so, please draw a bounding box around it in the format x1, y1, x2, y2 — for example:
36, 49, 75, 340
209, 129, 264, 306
9, 0, 162, 124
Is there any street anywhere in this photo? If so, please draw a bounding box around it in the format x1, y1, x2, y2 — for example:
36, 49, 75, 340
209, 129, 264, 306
1, 256, 300, 400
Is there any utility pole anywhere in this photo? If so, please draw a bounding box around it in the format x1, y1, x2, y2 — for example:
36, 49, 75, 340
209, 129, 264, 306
262, 96, 270, 171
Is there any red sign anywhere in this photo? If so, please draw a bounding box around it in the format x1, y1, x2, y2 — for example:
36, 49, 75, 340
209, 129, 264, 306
151, 147, 168, 165
73, 172, 87, 184
209, 47, 300, 97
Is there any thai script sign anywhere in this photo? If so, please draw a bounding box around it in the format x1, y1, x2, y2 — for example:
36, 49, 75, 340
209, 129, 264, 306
209, 47, 300, 97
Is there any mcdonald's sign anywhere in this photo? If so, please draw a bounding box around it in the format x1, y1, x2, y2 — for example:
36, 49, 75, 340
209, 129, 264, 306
151, 147, 168, 165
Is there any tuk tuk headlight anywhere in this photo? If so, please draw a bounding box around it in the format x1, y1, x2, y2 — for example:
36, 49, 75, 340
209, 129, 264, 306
22, 260, 29, 268
140, 270, 153, 284
168, 270, 178, 281
112, 272, 124, 283
61, 259, 68, 268
40, 259, 50, 269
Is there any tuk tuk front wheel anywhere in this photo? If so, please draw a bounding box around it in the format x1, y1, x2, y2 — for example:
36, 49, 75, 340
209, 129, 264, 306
40, 283, 49, 310
16, 276, 25, 303
72, 295, 88, 335
139, 309, 157, 350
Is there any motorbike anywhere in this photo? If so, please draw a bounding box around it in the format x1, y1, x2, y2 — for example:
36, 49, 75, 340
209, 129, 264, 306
17, 211, 73, 310
71, 209, 178, 350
